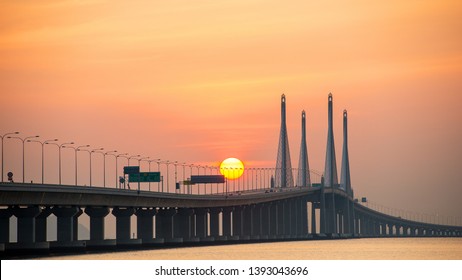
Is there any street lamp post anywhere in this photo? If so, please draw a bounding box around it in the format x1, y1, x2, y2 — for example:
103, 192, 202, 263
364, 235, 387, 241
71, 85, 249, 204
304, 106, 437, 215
62, 144, 85, 186
136, 156, 149, 189
27, 139, 58, 184
1, 131, 19, 182
196, 165, 202, 194
138, 157, 149, 169
74, 145, 90, 186
58, 142, 74, 185
8, 135, 39, 183
224, 167, 229, 196
126, 155, 141, 189
128, 155, 141, 166
173, 161, 179, 193
116, 153, 129, 189
90, 148, 104, 186
103, 150, 117, 187
46, 141, 74, 185
161, 161, 171, 193
147, 159, 160, 191
180, 162, 186, 194
189, 164, 195, 194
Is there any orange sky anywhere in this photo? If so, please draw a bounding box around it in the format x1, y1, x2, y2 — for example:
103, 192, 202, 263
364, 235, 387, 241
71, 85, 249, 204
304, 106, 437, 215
1, 0, 462, 220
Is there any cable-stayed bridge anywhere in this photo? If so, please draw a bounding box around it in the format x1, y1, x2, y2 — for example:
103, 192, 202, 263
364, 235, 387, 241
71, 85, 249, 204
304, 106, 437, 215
1, 94, 461, 256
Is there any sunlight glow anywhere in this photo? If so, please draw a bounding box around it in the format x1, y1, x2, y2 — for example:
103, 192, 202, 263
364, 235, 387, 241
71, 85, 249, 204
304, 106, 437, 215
219, 158, 244, 180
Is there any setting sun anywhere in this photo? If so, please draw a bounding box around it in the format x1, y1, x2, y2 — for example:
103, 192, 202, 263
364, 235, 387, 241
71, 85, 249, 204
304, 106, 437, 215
219, 158, 244, 180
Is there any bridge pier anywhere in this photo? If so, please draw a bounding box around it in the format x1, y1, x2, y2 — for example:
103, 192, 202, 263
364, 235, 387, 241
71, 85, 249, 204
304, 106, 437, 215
277, 201, 285, 238
53, 206, 80, 242
209, 208, 223, 240
300, 198, 308, 237
177, 208, 197, 243
0, 208, 13, 244
338, 212, 344, 235
290, 199, 297, 238
354, 217, 360, 237
85, 206, 109, 241
156, 208, 182, 243
325, 194, 338, 236
261, 203, 270, 239
7, 206, 49, 252
35, 207, 52, 243
112, 207, 140, 246
243, 205, 253, 238
311, 201, 317, 235
222, 207, 233, 240
232, 206, 243, 239
269, 202, 278, 238
251, 204, 262, 239
195, 208, 212, 241
13, 206, 40, 243
135, 207, 160, 244
52, 206, 85, 249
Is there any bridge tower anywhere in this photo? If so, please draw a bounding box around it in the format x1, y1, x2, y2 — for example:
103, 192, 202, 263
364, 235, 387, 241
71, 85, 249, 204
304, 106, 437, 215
323, 93, 338, 234
324, 93, 338, 187
340, 109, 355, 235
340, 110, 351, 193
296, 110, 311, 187
275, 94, 294, 188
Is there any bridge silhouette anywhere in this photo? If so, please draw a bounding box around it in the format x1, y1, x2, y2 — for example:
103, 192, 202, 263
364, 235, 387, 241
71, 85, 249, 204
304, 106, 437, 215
1, 94, 461, 256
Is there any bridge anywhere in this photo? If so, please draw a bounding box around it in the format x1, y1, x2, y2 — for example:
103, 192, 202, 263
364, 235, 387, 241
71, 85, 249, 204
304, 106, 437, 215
1, 94, 461, 256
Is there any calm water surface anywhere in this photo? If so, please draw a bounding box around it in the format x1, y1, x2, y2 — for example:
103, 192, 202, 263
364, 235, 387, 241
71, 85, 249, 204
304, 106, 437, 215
41, 238, 462, 260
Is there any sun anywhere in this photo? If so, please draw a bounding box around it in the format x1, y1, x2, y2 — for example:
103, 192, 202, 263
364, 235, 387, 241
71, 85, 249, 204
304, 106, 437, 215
220, 158, 244, 180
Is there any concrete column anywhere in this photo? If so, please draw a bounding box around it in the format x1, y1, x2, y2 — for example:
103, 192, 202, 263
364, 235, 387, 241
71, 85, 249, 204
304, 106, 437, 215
260, 203, 270, 238
13, 206, 41, 243
232, 206, 243, 238
135, 208, 156, 242
177, 208, 195, 242
251, 204, 262, 239
325, 195, 334, 234
276, 200, 285, 237
35, 207, 52, 242
290, 199, 297, 237
209, 208, 221, 238
222, 207, 232, 238
354, 217, 359, 236
112, 207, 135, 241
283, 200, 291, 237
311, 202, 317, 235
195, 208, 208, 239
396, 225, 401, 236
0, 208, 13, 244
301, 199, 308, 236
350, 201, 356, 235
338, 212, 344, 234
343, 200, 350, 235
243, 205, 253, 237
73, 208, 83, 241
53, 206, 81, 242
85, 206, 109, 241
269, 203, 278, 237
156, 208, 177, 241
359, 216, 365, 236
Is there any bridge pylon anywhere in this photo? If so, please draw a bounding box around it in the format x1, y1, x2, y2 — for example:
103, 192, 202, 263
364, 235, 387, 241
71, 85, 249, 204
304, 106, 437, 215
296, 110, 311, 187
275, 94, 294, 188
323, 93, 338, 235
340, 110, 351, 193
340, 109, 355, 235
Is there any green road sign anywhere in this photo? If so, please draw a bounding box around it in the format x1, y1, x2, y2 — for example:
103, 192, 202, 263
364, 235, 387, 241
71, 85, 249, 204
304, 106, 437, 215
129, 172, 161, 182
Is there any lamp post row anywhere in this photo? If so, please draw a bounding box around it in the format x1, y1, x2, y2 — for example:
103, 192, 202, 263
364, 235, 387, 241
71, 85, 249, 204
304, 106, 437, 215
2, 133, 294, 194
